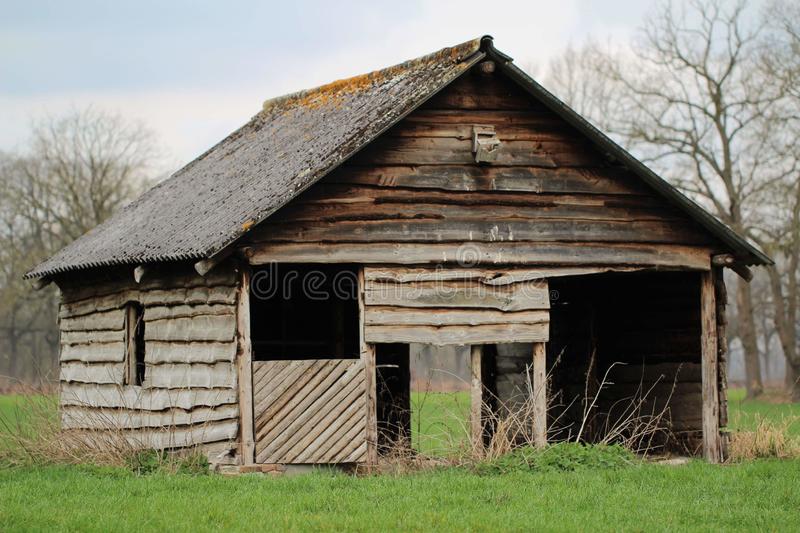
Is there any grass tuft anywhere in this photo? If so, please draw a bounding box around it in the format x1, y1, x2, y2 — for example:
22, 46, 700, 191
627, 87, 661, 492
475, 442, 635, 475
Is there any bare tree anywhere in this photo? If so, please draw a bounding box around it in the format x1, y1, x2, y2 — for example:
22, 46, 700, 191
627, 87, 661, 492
0, 109, 163, 384
752, 0, 800, 400
546, 0, 781, 398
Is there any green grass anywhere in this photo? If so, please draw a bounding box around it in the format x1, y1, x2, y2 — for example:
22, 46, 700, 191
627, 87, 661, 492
727, 388, 800, 436
1, 460, 798, 531
410, 391, 470, 455
0, 389, 799, 531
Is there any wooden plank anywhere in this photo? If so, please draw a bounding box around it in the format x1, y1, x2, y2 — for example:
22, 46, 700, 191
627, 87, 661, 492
146, 341, 237, 364
266, 199, 686, 228
700, 270, 721, 463
60, 383, 238, 410
365, 307, 549, 326
145, 315, 236, 342
359, 267, 378, 467
100, 419, 239, 449
145, 304, 235, 321
364, 323, 549, 345
236, 269, 255, 465
256, 218, 704, 246
532, 342, 547, 448
364, 280, 550, 311
470, 345, 483, 450
244, 242, 712, 270
60, 362, 124, 384
145, 362, 237, 389
61, 330, 124, 344
349, 137, 603, 167
59, 286, 237, 320
324, 165, 651, 195
60, 309, 124, 332
364, 266, 644, 285
61, 404, 239, 430
60, 342, 125, 363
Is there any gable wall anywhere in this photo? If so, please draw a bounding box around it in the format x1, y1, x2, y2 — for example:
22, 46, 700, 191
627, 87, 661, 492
242, 67, 716, 270
55, 263, 242, 461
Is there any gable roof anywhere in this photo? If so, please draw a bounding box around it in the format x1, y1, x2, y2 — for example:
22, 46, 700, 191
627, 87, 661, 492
27, 36, 769, 279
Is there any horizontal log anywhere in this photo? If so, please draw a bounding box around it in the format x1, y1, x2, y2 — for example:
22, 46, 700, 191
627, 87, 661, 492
403, 109, 565, 127
60, 309, 124, 332
60, 268, 237, 304
61, 404, 239, 430
144, 304, 235, 321
60, 286, 237, 320
364, 266, 643, 285
365, 307, 549, 326
64, 420, 239, 450
388, 118, 577, 142
365, 279, 549, 311
146, 341, 237, 364
365, 323, 549, 344
61, 330, 124, 345
146, 362, 237, 389
61, 362, 124, 384
60, 384, 238, 410
350, 137, 603, 167
61, 342, 125, 363
244, 242, 712, 270
256, 218, 706, 246
325, 165, 651, 195
145, 315, 236, 343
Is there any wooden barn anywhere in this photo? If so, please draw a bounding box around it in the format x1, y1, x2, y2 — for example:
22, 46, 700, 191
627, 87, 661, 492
27, 36, 770, 468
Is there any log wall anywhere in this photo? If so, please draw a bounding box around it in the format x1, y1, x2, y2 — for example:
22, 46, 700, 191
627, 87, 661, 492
56, 264, 241, 463
363, 266, 550, 345
242, 68, 716, 270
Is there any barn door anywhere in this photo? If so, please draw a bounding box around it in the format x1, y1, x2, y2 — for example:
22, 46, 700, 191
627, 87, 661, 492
251, 359, 367, 464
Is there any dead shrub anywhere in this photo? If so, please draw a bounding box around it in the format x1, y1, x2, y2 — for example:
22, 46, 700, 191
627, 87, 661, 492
728, 416, 800, 461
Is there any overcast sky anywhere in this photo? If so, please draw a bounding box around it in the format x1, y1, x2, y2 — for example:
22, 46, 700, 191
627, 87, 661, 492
1, 0, 655, 167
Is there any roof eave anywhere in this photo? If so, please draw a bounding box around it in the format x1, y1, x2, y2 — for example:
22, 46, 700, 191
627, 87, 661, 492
482, 40, 773, 267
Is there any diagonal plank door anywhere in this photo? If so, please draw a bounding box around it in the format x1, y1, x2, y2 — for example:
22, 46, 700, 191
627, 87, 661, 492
253, 359, 367, 464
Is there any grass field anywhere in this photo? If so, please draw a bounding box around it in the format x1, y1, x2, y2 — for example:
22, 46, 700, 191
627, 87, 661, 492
0, 390, 798, 532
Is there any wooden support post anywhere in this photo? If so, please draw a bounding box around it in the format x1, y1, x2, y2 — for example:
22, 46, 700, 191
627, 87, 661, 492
236, 268, 255, 465
532, 342, 547, 448
470, 345, 483, 449
358, 268, 378, 466
701, 270, 721, 463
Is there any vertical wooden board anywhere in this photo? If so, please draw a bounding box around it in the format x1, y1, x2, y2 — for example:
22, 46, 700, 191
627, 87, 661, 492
236, 269, 255, 465
359, 267, 378, 466
470, 345, 483, 450
700, 270, 721, 463
532, 342, 547, 448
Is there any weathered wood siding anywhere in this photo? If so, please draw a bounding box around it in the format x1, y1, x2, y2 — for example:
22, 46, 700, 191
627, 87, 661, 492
57, 265, 241, 457
242, 69, 715, 269
253, 359, 367, 464
363, 266, 550, 345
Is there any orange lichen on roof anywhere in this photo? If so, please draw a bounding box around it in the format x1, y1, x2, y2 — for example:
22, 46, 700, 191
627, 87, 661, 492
260, 39, 481, 115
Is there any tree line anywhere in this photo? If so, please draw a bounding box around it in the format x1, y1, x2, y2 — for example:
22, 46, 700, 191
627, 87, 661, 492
0, 0, 797, 401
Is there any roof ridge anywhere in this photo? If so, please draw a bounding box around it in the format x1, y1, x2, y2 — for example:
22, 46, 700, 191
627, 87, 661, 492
259, 37, 483, 116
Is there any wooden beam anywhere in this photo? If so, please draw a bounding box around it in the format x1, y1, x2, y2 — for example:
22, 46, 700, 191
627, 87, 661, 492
470, 344, 483, 451
700, 270, 721, 463
532, 342, 547, 448
711, 254, 734, 267
730, 262, 753, 282
29, 277, 51, 290
236, 268, 255, 465
358, 267, 378, 467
